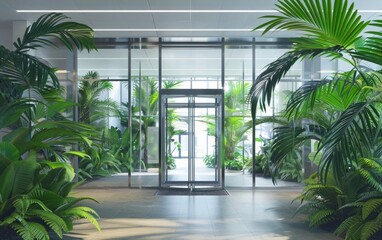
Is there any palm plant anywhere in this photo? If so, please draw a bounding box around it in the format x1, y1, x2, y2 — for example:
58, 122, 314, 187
251, 0, 382, 238
249, 0, 382, 183
0, 13, 100, 239
206, 81, 252, 170
0, 13, 95, 104
121, 78, 181, 169
78, 71, 120, 127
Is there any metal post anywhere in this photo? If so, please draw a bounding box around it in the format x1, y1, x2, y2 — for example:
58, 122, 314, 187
138, 61, 142, 173
221, 38, 225, 189
158, 38, 162, 188
128, 41, 132, 187
71, 48, 79, 183
252, 38, 256, 188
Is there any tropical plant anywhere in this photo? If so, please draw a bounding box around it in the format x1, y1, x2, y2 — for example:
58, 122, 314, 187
225, 150, 249, 170
78, 143, 122, 179
294, 158, 382, 239
0, 12, 100, 239
165, 108, 184, 170
224, 81, 252, 168
0, 13, 95, 104
249, 0, 382, 184
0, 142, 100, 240
205, 81, 252, 170
203, 154, 216, 168
131, 78, 181, 166
103, 126, 139, 172
78, 71, 120, 127
78, 126, 142, 179
278, 149, 302, 182
250, 0, 382, 238
121, 79, 182, 170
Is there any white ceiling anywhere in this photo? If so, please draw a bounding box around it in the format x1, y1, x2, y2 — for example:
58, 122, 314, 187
1, 0, 382, 39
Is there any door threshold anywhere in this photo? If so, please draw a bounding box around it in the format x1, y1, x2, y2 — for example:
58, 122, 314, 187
155, 188, 229, 196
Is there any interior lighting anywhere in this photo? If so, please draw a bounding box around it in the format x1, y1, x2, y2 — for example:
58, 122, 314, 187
17, 10, 278, 13
93, 29, 265, 32
16, 9, 382, 13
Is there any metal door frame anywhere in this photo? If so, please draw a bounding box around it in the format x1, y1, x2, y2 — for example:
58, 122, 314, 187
159, 89, 224, 190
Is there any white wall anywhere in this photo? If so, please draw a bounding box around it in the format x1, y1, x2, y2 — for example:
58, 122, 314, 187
0, 24, 12, 48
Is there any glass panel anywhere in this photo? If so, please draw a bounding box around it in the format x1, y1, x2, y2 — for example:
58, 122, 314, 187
162, 47, 221, 89
77, 48, 129, 188
131, 43, 159, 187
166, 106, 189, 182
78, 49, 129, 79
34, 46, 75, 108
160, 90, 223, 189
194, 106, 216, 182
224, 44, 253, 187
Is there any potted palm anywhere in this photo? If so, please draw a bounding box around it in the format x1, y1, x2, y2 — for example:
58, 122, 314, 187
250, 0, 382, 238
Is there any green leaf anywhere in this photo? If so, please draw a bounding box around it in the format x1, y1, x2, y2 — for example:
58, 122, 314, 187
362, 198, 382, 220
255, 0, 368, 49
14, 12, 95, 53
61, 206, 101, 231
0, 142, 20, 175
28, 209, 68, 237
0, 159, 37, 199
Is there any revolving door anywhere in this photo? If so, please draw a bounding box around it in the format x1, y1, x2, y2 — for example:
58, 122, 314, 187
160, 89, 224, 190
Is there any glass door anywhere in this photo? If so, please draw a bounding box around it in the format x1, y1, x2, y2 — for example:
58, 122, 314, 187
160, 89, 224, 190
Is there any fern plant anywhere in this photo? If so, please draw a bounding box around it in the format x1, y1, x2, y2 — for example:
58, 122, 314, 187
333, 158, 382, 240
0, 142, 100, 240
335, 193, 382, 240
294, 158, 382, 239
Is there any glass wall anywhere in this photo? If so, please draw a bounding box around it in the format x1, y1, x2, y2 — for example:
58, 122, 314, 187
130, 40, 159, 187
224, 42, 253, 187
67, 37, 323, 188
254, 43, 303, 187
161, 45, 222, 89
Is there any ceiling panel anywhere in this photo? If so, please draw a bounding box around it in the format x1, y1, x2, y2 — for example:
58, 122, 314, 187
152, 13, 190, 28
148, 0, 190, 10
73, 0, 150, 10
1, 0, 382, 40
88, 13, 155, 29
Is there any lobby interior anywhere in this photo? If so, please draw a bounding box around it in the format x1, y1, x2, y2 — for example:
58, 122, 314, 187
1, 0, 382, 239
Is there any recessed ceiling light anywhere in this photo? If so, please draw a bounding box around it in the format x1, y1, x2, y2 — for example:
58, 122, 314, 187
16, 9, 382, 13
358, 10, 382, 13
17, 10, 278, 13
93, 29, 264, 32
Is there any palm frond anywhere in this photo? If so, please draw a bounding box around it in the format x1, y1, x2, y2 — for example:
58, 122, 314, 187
255, 0, 368, 50
61, 206, 101, 231
318, 102, 379, 183
55, 196, 99, 212
353, 20, 382, 65
28, 209, 68, 238
298, 184, 343, 204
362, 198, 382, 220
334, 215, 360, 236
14, 12, 95, 53
270, 123, 320, 183
361, 215, 382, 240
308, 209, 337, 228
0, 52, 59, 93
345, 220, 363, 240
249, 47, 342, 114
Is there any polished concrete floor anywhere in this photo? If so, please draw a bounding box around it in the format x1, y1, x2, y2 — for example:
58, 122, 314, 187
80, 172, 301, 189
66, 188, 340, 240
